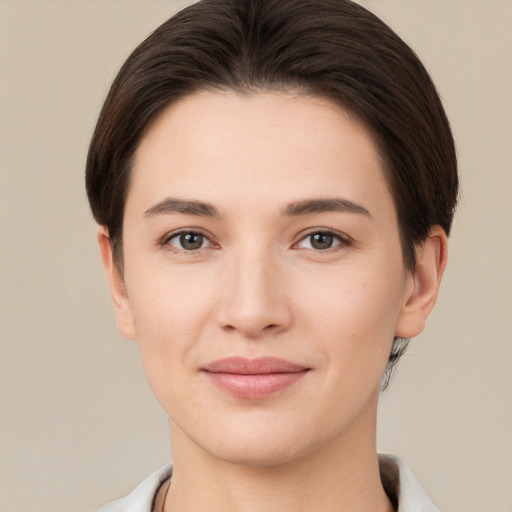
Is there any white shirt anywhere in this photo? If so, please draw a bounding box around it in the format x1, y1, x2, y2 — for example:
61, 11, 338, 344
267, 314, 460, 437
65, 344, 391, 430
95, 454, 439, 512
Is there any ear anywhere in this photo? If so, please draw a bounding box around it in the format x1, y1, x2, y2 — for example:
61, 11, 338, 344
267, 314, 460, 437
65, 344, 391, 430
97, 226, 136, 340
395, 225, 448, 339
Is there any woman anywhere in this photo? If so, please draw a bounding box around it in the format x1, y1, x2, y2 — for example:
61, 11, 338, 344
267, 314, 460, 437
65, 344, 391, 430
86, 0, 458, 510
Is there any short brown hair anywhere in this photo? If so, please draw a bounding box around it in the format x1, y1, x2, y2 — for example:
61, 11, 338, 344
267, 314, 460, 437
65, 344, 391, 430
86, 0, 458, 387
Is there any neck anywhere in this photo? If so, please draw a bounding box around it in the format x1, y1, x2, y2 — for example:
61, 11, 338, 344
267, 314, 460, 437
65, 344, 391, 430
164, 394, 393, 512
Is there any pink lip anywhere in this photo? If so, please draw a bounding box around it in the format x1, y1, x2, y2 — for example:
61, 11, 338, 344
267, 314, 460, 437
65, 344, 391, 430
202, 357, 310, 399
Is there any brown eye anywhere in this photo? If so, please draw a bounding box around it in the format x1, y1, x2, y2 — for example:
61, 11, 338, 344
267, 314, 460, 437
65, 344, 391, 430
168, 232, 208, 251
297, 231, 343, 251
310, 233, 334, 249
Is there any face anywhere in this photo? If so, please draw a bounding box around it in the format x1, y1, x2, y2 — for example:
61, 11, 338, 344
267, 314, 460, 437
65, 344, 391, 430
100, 91, 441, 467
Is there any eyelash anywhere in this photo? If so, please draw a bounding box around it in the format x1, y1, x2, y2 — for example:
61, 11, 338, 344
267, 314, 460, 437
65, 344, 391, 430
161, 229, 217, 254
293, 228, 352, 252
160, 228, 352, 253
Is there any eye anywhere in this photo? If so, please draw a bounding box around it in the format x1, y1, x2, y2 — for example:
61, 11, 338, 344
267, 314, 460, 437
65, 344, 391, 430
167, 231, 211, 251
296, 231, 346, 251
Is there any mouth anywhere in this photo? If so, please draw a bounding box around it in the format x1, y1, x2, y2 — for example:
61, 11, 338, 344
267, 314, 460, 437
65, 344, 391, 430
201, 357, 311, 399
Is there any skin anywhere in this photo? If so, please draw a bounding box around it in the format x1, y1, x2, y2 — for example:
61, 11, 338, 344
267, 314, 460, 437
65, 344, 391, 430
98, 91, 447, 512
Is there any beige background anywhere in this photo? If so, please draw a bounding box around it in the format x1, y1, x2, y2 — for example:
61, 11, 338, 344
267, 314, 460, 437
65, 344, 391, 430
0, 1, 511, 511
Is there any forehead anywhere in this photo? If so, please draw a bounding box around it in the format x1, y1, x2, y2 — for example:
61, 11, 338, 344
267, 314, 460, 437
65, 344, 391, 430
129, 90, 394, 219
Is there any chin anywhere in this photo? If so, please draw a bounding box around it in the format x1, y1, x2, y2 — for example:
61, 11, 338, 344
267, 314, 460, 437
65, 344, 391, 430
188, 412, 342, 469
209, 437, 309, 468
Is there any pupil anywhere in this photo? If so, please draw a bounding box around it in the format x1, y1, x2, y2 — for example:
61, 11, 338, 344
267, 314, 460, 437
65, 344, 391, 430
180, 233, 203, 250
311, 233, 333, 249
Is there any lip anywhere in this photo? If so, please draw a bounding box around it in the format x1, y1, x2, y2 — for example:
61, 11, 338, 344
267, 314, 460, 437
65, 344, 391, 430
202, 357, 310, 399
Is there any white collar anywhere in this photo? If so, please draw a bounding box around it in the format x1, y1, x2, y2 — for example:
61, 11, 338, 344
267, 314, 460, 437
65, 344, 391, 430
96, 454, 439, 512
379, 454, 440, 511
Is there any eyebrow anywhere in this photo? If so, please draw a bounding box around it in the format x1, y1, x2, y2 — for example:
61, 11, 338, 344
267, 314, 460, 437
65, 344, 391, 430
143, 196, 370, 219
282, 198, 371, 217
144, 198, 221, 218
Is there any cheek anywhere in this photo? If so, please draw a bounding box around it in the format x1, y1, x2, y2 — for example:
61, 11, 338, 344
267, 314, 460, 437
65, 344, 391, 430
298, 258, 404, 328
124, 261, 219, 398
295, 260, 405, 371
128, 257, 217, 332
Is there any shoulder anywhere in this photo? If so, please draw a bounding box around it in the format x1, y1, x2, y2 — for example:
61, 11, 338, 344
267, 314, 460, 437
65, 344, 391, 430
379, 454, 440, 512
94, 464, 173, 512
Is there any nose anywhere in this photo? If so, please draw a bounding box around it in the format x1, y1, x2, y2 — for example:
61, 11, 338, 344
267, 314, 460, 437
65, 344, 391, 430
216, 248, 293, 339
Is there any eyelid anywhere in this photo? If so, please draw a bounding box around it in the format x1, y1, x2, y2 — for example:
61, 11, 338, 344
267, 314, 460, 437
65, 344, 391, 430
159, 226, 352, 253
292, 228, 353, 250
160, 228, 219, 252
